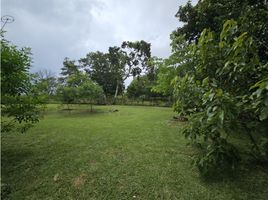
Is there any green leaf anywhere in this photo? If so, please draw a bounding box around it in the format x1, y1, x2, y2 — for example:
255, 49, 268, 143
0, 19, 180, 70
216, 89, 223, 97
259, 108, 268, 121
265, 97, 268, 106
219, 110, 225, 124
202, 77, 209, 86
209, 93, 215, 101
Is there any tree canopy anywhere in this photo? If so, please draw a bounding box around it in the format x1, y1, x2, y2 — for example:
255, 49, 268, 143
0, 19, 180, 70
151, 0, 268, 177
1, 35, 42, 133
174, 0, 268, 62
57, 62, 104, 110
80, 40, 151, 100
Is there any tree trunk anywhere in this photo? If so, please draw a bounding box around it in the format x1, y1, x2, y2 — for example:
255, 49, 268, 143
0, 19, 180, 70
113, 81, 120, 104
89, 99, 93, 112
114, 81, 119, 99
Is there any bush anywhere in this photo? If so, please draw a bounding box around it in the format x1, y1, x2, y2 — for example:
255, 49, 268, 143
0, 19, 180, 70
171, 20, 268, 176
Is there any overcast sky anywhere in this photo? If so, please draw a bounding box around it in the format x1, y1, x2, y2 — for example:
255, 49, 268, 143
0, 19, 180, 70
2, 0, 197, 79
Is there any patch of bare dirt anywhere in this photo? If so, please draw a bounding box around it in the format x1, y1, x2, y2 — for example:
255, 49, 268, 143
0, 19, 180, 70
53, 173, 60, 182
73, 174, 87, 189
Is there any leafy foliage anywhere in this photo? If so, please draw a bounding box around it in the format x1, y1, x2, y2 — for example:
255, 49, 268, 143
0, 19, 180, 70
250, 77, 268, 121
32, 70, 58, 103
57, 68, 104, 110
1, 36, 42, 133
121, 40, 151, 77
174, 0, 268, 62
163, 0, 268, 176
78, 79, 104, 111
80, 51, 125, 97
80, 40, 151, 100
168, 20, 268, 176
127, 75, 159, 99
194, 138, 240, 176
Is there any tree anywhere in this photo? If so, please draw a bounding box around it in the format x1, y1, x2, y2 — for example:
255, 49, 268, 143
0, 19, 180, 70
80, 51, 124, 97
1, 35, 41, 133
152, 35, 194, 97
32, 70, 58, 103
109, 40, 151, 100
80, 40, 151, 101
127, 75, 158, 99
57, 58, 85, 108
152, 64, 176, 97
158, 1, 268, 176
57, 70, 82, 107
174, 0, 244, 42
57, 86, 77, 109
171, 20, 268, 176
107, 46, 127, 99
78, 79, 104, 112
58, 57, 81, 86
60, 57, 80, 76
239, 1, 268, 63
121, 40, 151, 78
174, 0, 268, 62
57, 61, 104, 110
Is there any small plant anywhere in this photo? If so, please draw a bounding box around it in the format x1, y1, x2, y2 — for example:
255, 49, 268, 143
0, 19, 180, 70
194, 138, 240, 177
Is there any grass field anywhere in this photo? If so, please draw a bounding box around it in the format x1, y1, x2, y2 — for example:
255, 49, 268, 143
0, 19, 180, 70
1, 105, 268, 199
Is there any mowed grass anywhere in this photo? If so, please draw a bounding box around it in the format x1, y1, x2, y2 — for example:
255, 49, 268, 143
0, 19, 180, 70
1, 105, 268, 200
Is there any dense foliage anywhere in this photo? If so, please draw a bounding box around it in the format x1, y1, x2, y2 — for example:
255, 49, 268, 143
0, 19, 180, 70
57, 62, 104, 110
80, 41, 151, 100
174, 0, 268, 62
32, 70, 58, 103
1, 36, 42, 133
127, 75, 159, 99
156, 0, 268, 176
173, 20, 267, 175
80, 50, 125, 97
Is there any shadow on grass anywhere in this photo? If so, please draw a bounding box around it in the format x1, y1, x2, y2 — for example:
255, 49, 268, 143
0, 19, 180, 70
1, 142, 73, 199
43, 107, 112, 118
1, 149, 35, 200
1, 149, 34, 169
199, 161, 268, 199
58, 108, 110, 118
199, 159, 268, 186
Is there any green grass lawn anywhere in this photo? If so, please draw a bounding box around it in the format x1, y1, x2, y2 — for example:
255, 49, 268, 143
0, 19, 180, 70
2, 105, 268, 200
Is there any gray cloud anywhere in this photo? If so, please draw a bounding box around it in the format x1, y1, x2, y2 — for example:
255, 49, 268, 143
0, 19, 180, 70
2, 0, 197, 76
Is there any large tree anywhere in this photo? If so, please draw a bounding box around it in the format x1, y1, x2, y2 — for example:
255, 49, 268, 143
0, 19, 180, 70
80, 40, 151, 100
152, 0, 268, 176
121, 40, 151, 77
58, 57, 81, 85
79, 51, 124, 97
174, 0, 268, 62
107, 41, 151, 99
107, 46, 127, 98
